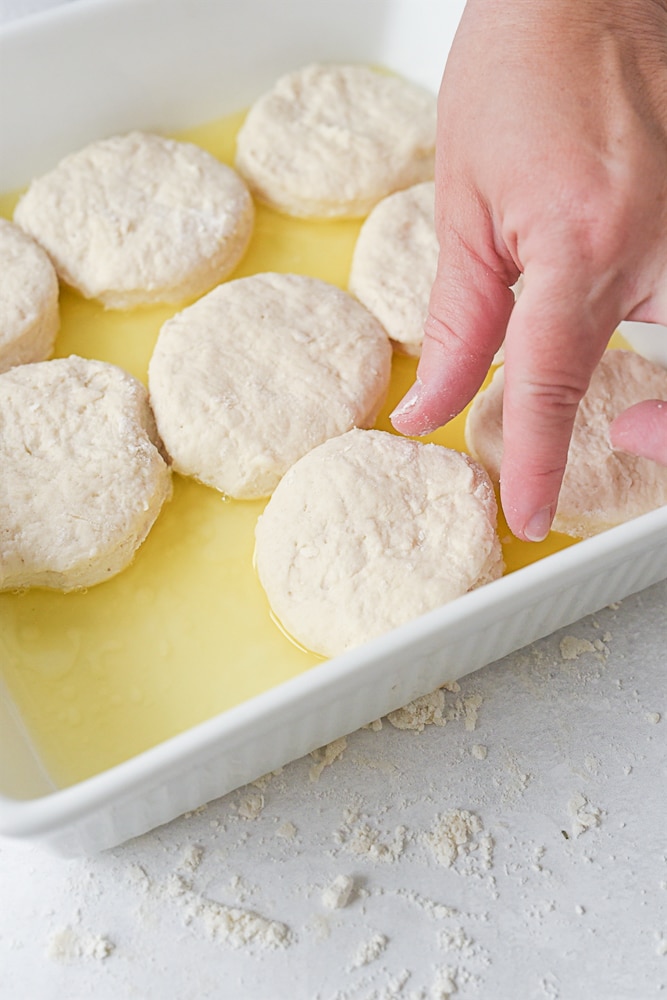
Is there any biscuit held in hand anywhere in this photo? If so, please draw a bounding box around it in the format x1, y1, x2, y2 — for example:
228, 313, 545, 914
465, 351, 667, 538
391, 0, 667, 541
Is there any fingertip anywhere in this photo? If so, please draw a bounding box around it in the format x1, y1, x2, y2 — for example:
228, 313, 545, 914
609, 399, 667, 465
522, 505, 555, 543
389, 378, 444, 436
501, 486, 556, 542
389, 316, 474, 436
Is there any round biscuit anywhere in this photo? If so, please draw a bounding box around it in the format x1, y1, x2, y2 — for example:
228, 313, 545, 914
148, 273, 392, 499
235, 64, 437, 218
255, 428, 504, 657
0, 356, 172, 591
465, 350, 667, 538
0, 218, 59, 373
13, 131, 254, 309
349, 181, 437, 356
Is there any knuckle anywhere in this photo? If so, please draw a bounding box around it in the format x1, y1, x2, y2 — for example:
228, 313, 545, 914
423, 311, 472, 355
514, 373, 588, 424
549, 175, 630, 267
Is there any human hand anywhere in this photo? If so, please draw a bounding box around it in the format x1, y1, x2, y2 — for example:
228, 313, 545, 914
609, 399, 667, 464
390, 0, 667, 539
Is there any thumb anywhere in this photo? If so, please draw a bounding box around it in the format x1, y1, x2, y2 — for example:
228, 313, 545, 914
390, 234, 515, 436
609, 399, 667, 465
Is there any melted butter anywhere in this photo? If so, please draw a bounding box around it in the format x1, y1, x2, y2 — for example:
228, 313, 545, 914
0, 112, 625, 788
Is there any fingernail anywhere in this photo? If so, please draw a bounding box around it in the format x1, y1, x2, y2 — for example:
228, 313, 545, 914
524, 506, 553, 542
390, 379, 424, 423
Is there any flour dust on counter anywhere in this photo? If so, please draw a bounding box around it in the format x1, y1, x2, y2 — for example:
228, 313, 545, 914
2, 589, 664, 1000
46, 926, 115, 964
321, 874, 356, 911
122, 589, 666, 995
0, 585, 667, 1000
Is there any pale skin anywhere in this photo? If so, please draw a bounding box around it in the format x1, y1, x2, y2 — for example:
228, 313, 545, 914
390, 0, 667, 540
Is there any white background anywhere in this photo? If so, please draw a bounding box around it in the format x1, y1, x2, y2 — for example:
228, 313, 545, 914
0, 3, 665, 999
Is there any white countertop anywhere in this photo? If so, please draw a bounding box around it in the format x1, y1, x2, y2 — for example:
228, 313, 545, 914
0, 580, 665, 1000
1, 4, 666, 998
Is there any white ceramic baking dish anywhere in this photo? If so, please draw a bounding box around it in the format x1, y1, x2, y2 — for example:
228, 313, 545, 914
1, 0, 666, 857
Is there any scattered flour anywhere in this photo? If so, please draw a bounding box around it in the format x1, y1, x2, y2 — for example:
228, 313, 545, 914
125, 863, 151, 893
335, 808, 408, 863
438, 926, 476, 958
559, 636, 596, 661
184, 895, 292, 949
385, 684, 482, 733
568, 793, 603, 839
499, 752, 531, 802
237, 788, 265, 820
178, 844, 204, 871
165, 873, 291, 949
322, 874, 355, 910
430, 965, 458, 999
393, 889, 456, 921
31, 596, 653, 998
386, 690, 446, 731
349, 932, 388, 969
424, 811, 494, 872
310, 737, 348, 781
46, 927, 115, 963
276, 820, 297, 841
363, 718, 384, 731
459, 693, 483, 732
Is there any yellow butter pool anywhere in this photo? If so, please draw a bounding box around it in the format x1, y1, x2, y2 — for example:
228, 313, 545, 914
0, 111, 578, 788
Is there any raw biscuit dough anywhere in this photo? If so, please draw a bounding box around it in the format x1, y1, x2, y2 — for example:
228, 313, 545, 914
0, 356, 172, 591
0, 218, 59, 373
348, 188, 523, 359
349, 182, 437, 356
255, 428, 504, 657
148, 273, 392, 499
13, 131, 254, 309
465, 349, 667, 538
235, 64, 437, 218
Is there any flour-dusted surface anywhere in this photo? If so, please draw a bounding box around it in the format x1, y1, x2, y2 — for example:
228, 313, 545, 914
148, 273, 391, 499
255, 428, 503, 656
465, 349, 667, 538
13, 131, 254, 308
348, 181, 437, 356
0, 356, 172, 591
235, 64, 437, 218
0, 218, 59, 373
1, 582, 665, 1000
